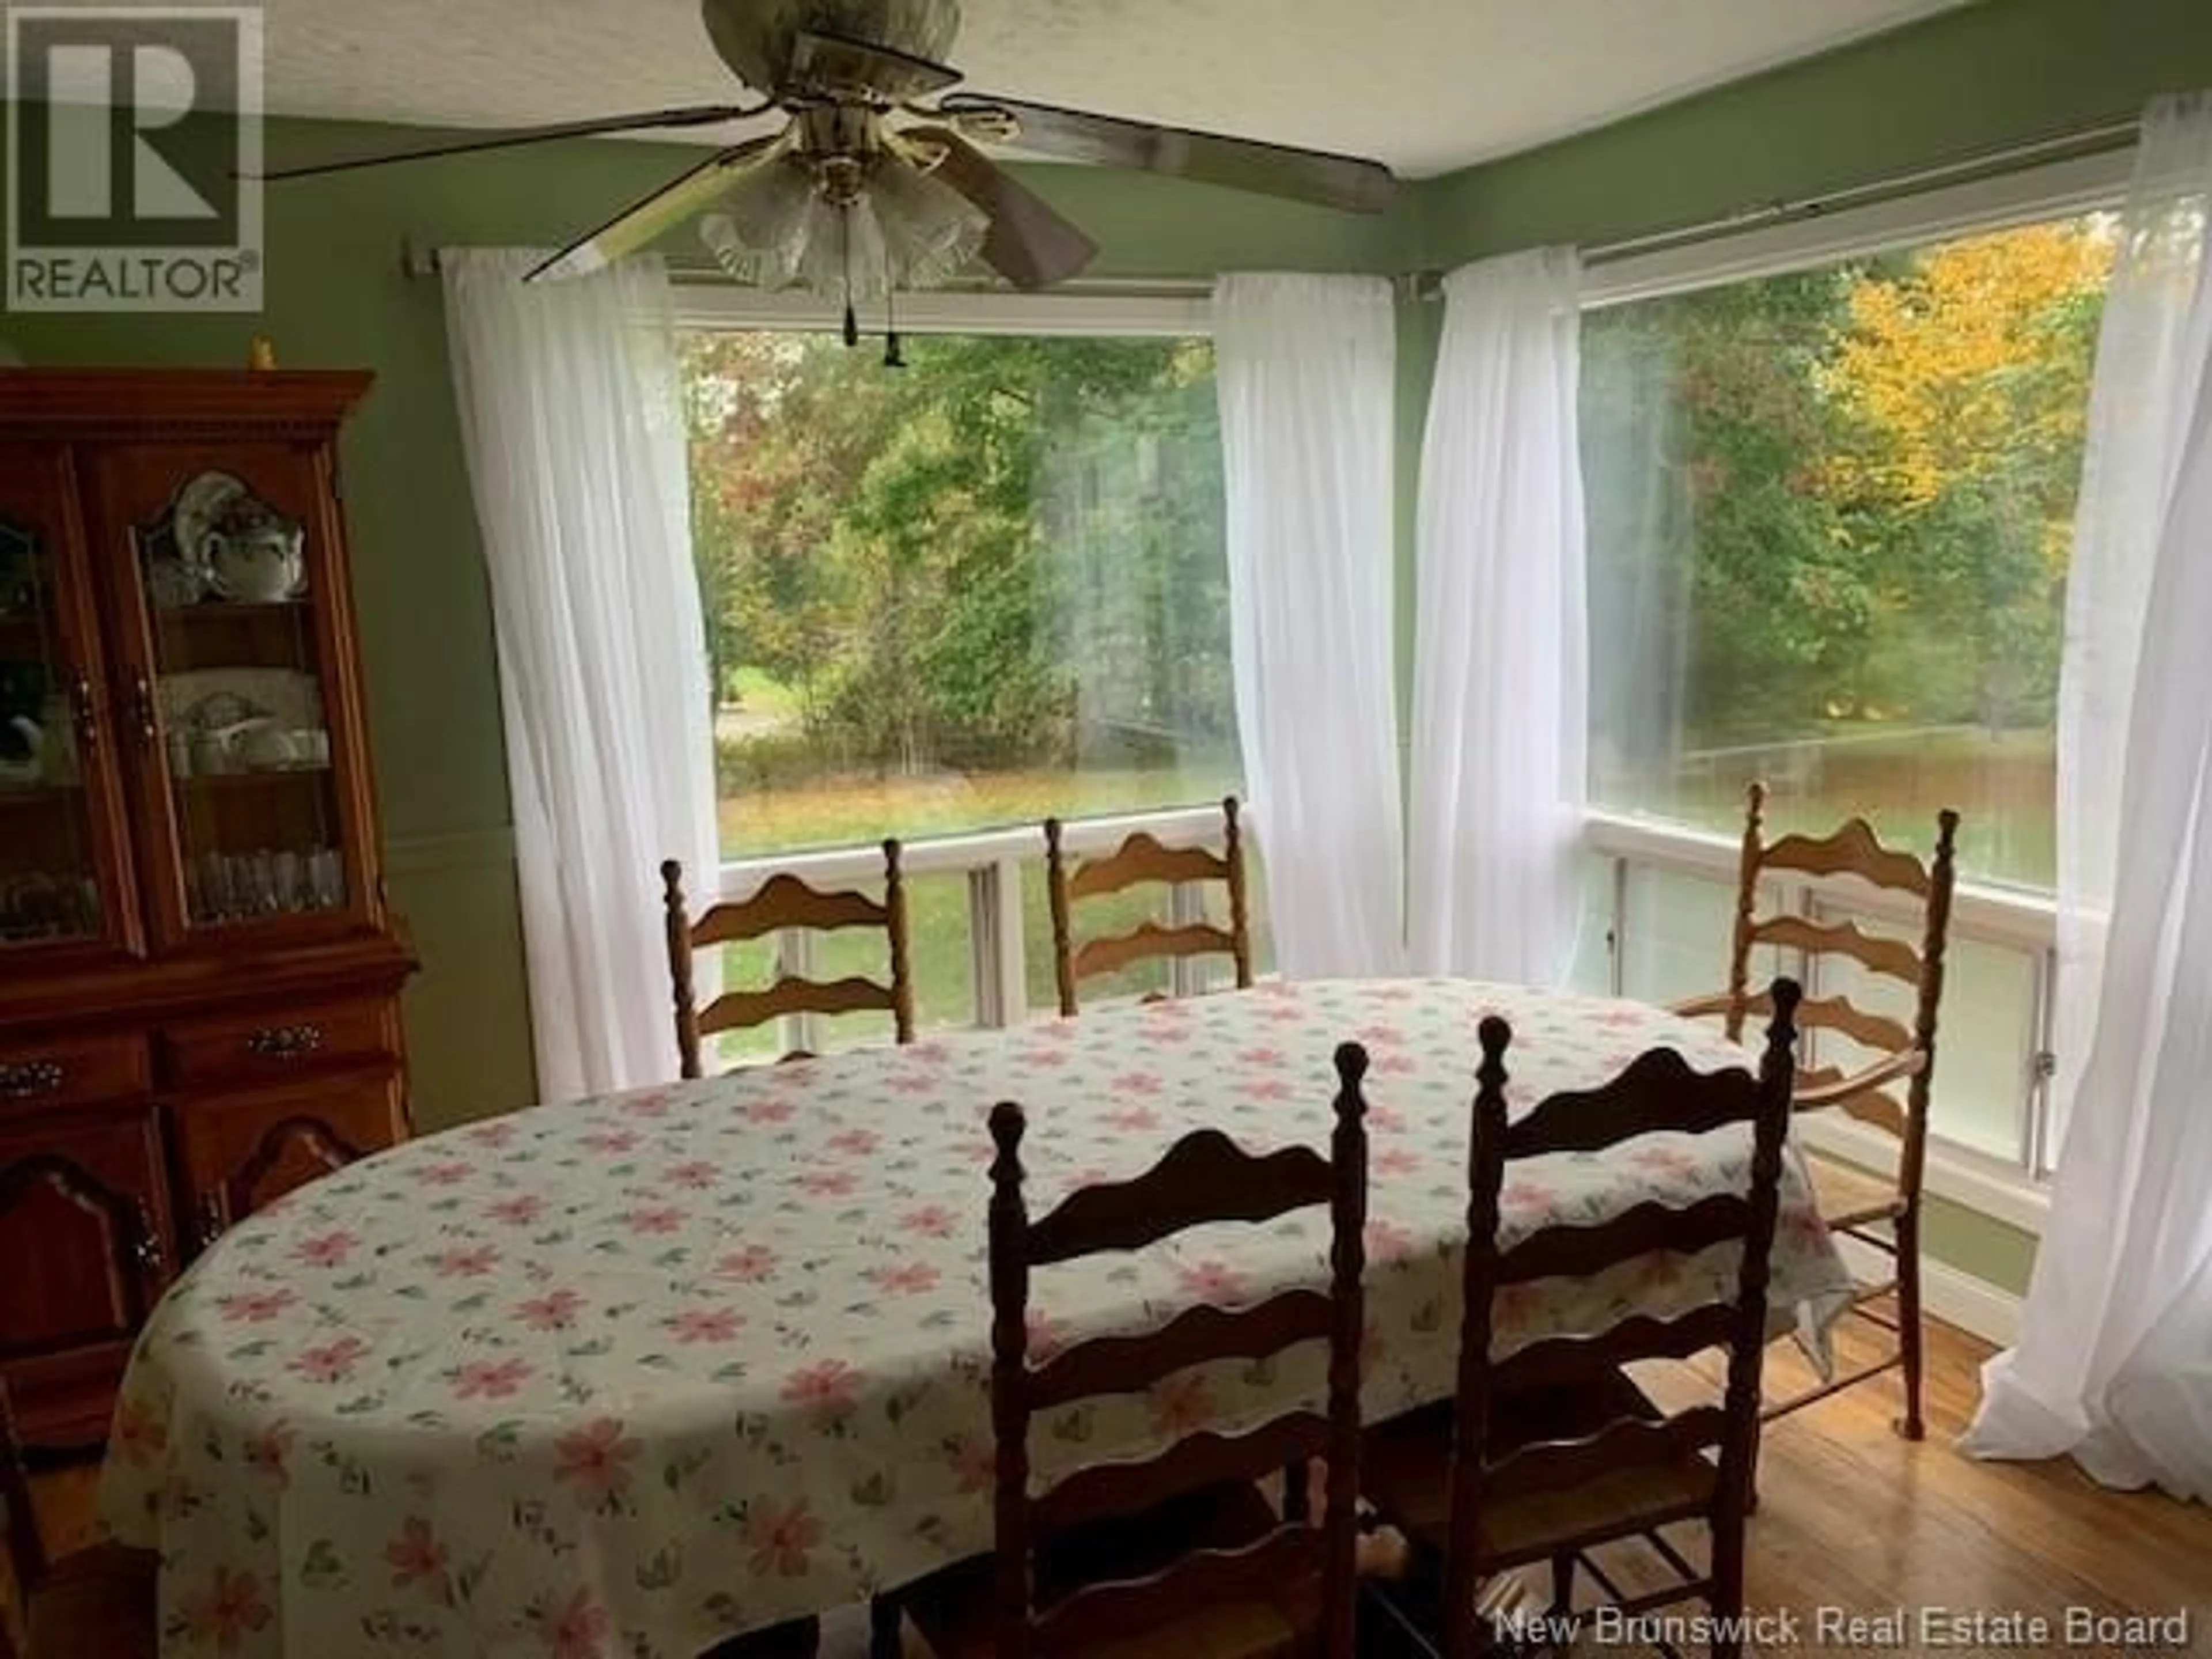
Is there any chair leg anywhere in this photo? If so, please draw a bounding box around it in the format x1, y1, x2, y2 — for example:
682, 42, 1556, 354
1550, 1555, 1577, 1657
1895, 1212, 1927, 1441
869, 1594, 901, 1659
1711, 1505, 1749, 1659
1744, 1408, 1762, 1516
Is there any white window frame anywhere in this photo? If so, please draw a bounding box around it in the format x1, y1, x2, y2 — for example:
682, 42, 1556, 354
679, 285, 1241, 1043
1577, 146, 2138, 1237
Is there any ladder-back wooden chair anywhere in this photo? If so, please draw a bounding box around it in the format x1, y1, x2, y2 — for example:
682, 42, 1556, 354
903, 1045, 1372, 1659
1673, 783, 1957, 1440
1, 1381, 155, 1659
1361, 983, 1801, 1659
660, 842, 914, 1075
1044, 797, 1252, 1017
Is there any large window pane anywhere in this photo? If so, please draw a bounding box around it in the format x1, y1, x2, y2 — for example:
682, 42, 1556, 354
1581, 218, 2113, 892
1618, 866, 1787, 1008
685, 331, 1239, 859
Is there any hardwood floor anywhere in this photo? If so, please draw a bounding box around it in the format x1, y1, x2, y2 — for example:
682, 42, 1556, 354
1576, 1312, 2212, 1656
31, 1315, 2212, 1656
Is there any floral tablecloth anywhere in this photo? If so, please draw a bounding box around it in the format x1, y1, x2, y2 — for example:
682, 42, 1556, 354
104, 979, 1851, 1658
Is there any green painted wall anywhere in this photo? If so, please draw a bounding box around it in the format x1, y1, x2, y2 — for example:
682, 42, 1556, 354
0, 115, 1400, 1131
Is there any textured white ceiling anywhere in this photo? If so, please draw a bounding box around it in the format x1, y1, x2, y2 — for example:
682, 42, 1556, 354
246, 0, 1963, 179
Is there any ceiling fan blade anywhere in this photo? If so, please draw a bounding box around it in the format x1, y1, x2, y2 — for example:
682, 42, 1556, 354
253, 105, 766, 181
789, 28, 961, 101
528, 134, 787, 282
906, 127, 1099, 290
942, 94, 1397, 215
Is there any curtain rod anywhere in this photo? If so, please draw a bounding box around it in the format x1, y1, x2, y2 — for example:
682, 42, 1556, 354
404, 112, 2140, 298
397, 238, 1211, 300
1396, 112, 2141, 299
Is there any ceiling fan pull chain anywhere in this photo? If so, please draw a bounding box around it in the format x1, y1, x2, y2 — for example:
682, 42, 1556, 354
840, 203, 861, 349
884, 287, 906, 370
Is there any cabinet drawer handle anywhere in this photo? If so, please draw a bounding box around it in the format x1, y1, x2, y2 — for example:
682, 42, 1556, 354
132, 1211, 168, 1279
70, 673, 102, 752
130, 675, 158, 747
0, 1060, 66, 1100
247, 1024, 325, 1059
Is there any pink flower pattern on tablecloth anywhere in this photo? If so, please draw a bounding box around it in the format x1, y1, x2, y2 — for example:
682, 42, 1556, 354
181, 1566, 272, 1653
537, 1589, 611, 1659
103, 979, 1853, 1659
552, 1418, 642, 1505
385, 1517, 450, 1599
743, 1498, 825, 1578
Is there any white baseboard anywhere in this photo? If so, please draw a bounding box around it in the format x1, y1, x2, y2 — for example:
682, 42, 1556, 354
1832, 1234, 2023, 1349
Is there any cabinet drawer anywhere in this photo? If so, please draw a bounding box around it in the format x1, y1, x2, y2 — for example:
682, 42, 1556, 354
0, 1033, 151, 1113
158, 998, 399, 1090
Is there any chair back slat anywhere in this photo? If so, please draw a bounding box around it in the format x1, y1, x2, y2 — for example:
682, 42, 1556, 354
1439, 989, 1801, 1657
1750, 990, 1914, 1056
986, 1044, 1370, 1659
1029, 1525, 1322, 1655
1747, 914, 1925, 986
1497, 1192, 1756, 1288
1069, 835, 1233, 900
1071, 922, 1242, 983
1046, 797, 1253, 1017
1714, 788, 1960, 1160
696, 975, 899, 1036
660, 843, 913, 1077
1492, 1305, 1740, 1396
1034, 1412, 1330, 1535
1029, 1290, 1333, 1410
690, 872, 891, 946
1505, 1047, 1767, 1157
1484, 1406, 1730, 1499
1025, 1131, 1333, 1267
1758, 819, 1931, 896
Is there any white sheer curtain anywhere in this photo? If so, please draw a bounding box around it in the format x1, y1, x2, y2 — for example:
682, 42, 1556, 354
1212, 273, 1405, 978
1963, 93, 2212, 1500
1407, 249, 1587, 983
443, 249, 718, 1103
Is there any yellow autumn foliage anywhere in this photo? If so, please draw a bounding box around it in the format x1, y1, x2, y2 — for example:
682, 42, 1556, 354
1829, 222, 2115, 507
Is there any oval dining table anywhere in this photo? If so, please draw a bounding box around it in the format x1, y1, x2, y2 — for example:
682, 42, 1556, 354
102, 978, 1854, 1659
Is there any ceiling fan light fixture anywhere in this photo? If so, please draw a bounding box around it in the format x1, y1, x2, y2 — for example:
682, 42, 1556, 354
700, 153, 985, 302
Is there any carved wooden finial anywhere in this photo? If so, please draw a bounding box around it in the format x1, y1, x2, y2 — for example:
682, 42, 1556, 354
660, 859, 700, 1080
1332, 1040, 1369, 1099
1475, 1016, 1512, 1097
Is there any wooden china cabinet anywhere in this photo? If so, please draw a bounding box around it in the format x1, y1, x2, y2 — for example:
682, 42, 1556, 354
0, 370, 416, 1449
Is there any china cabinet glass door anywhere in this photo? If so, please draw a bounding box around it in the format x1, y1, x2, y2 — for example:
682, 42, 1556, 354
0, 446, 140, 963
94, 444, 380, 949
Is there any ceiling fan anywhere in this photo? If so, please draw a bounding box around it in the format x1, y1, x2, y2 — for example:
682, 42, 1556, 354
262, 0, 1398, 332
